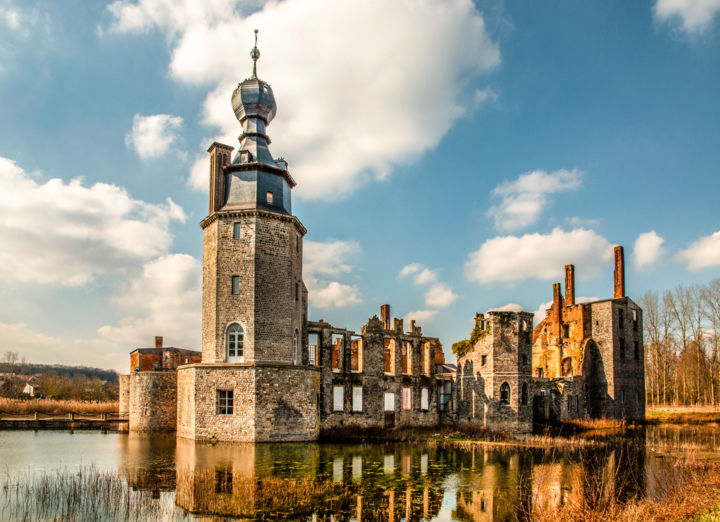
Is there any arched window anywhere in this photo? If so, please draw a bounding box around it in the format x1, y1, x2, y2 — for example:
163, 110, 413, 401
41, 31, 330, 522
500, 382, 510, 404
293, 330, 299, 365
227, 324, 244, 362
521, 382, 529, 405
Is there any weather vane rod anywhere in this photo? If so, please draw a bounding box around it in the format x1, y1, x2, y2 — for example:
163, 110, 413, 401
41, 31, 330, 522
251, 29, 260, 78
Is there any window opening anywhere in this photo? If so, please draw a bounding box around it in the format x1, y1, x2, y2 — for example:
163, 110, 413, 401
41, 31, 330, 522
216, 390, 233, 415
402, 387, 412, 410
634, 341, 640, 361
384, 338, 395, 375
331, 334, 344, 371
233, 222, 242, 239
231, 275, 240, 295
421, 388, 429, 410
401, 341, 412, 375
308, 332, 319, 366
384, 392, 395, 411
521, 382, 529, 405
333, 385, 344, 411
352, 386, 362, 412
266, 191, 274, 204
350, 335, 363, 372
499, 382, 510, 404
227, 324, 244, 362
619, 338, 626, 360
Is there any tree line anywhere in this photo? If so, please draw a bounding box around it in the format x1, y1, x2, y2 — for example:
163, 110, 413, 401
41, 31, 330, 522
642, 279, 720, 406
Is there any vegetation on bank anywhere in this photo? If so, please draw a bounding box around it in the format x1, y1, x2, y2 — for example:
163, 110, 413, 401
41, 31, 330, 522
0, 397, 118, 416
646, 405, 720, 425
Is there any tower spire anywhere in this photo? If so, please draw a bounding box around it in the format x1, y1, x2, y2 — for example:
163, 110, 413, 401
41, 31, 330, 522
250, 29, 260, 78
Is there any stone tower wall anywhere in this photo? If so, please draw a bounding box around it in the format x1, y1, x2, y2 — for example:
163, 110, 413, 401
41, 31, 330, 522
128, 372, 177, 432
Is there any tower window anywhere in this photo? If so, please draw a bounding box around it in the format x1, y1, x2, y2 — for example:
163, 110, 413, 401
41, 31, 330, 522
227, 324, 244, 361
295, 282, 299, 301
619, 338, 626, 359
231, 276, 240, 294
500, 382, 511, 404
216, 390, 233, 415
233, 223, 241, 239
266, 191, 274, 204
481, 355, 487, 366
521, 382, 529, 405
634, 341, 640, 361
618, 308, 624, 329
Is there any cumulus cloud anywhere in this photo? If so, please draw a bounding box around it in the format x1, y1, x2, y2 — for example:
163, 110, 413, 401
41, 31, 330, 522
633, 231, 665, 269
104, 0, 501, 199
403, 309, 439, 326
676, 230, 720, 270
488, 169, 582, 231
0, 156, 185, 286
399, 263, 459, 307
465, 227, 613, 284
98, 254, 202, 347
125, 113, 183, 159
490, 303, 524, 312
304, 240, 362, 308
654, 0, 720, 35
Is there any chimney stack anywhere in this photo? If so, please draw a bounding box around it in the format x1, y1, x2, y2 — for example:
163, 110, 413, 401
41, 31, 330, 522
613, 245, 625, 299
564, 264, 575, 306
155, 336, 163, 348
380, 304, 390, 330
552, 283, 562, 338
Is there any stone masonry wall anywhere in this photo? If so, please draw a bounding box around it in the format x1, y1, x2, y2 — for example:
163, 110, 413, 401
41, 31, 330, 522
128, 372, 177, 432
177, 363, 319, 442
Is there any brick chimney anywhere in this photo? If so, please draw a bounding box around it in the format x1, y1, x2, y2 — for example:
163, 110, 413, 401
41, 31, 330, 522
552, 283, 562, 338
380, 304, 390, 330
564, 264, 575, 306
613, 245, 625, 299
207, 142, 234, 214
155, 336, 163, 348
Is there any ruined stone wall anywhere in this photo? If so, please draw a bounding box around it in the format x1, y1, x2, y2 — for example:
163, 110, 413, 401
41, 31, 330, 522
128, 372, 177, 432
177, 363, 319, 442
609, 299, 645, 421
311, 317, 440, 434
119, 374, 130, 416
457, 312, 533, 433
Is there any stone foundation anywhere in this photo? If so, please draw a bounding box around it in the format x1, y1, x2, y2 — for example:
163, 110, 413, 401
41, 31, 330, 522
128, 372, 177, 432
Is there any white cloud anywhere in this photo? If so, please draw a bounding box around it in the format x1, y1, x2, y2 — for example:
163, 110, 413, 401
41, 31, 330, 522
104, 0, 501, 199
474, 86, 499, 107
399, 263, 458, 307
654, 0, 720, 35
633, 231, 665, 269
304, 240, 362, 308
1, 6, 20, 30
403, 309, 438, 326
188, 154, 209, 191
465, 227, 613, 284
488, 169, 582, 231
677, 230, 720, 270
125, 113, 183, 159
490, 303, 523, 313
98, 254, 201, 347
0, 156, 185, 286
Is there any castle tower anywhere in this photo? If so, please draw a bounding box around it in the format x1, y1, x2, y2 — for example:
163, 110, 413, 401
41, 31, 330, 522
177, 32, 320, 442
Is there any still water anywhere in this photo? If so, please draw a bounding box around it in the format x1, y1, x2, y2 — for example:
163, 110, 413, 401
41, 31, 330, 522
0, 426, 718, 520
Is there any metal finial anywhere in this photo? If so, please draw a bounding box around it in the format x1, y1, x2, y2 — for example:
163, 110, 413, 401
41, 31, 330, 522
250, 29, 260, 78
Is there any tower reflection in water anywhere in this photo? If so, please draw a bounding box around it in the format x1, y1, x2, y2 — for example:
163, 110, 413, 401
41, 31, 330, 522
118, 433, 648, 520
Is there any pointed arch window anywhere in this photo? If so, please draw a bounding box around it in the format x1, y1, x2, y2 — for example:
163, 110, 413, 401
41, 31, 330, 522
500, 382, 511, 405
227, 324, 244, 362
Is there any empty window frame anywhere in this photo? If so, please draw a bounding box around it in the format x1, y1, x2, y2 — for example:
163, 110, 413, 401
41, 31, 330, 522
521, 382, 529, 405
632, 309, 638, 331
420, 342, 432, 376
568, 395, 573, 411
402, 387, 412, 410
293, 330, 299, 365
619, 338, 626, 360
233, 222, 242, 239
333, 385, 344, 412
401, 341, 412, 375
499, 382, 511, 404
307, 333, 319, 366
352, 386, 363, 412
331, 334, 344, 371
216, 390, 233, 415
384, 339, 395, 375
231, 275, 240, 295
562, 324, 570, 338
266, 191, 274, 205
420, 388, 429, 411
227, 324, 244, 362
481, 354, 488, 366
618, 308, 625, 329
634, 341, 640, 361
620, 389, 625, 404
350, 335, 363, 372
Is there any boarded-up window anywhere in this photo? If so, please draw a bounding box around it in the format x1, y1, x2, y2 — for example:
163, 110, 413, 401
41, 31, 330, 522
421, 388, 429, 410
384, 392, 395, 411
402, 387, 412, 410
352, 386, 362, 412
333, 385, 344, 411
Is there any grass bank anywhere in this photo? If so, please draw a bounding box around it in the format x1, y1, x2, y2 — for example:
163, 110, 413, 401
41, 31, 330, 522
0, 397, 118, 415
647, 405, 720, 425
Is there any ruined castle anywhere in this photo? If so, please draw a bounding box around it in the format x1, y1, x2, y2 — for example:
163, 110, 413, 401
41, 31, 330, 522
119, 37, 645, 440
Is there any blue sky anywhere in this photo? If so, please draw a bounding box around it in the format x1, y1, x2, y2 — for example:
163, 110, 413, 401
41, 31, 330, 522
1, 0, 720, 372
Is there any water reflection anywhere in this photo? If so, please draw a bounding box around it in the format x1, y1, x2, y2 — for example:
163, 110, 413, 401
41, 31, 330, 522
110, 427, 709, 520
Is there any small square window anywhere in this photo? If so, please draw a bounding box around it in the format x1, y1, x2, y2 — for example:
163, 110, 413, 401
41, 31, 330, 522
231, 275, 240, 294
216, 390, 233, 415
266, 191, 274, 205
233, 223, 242, 239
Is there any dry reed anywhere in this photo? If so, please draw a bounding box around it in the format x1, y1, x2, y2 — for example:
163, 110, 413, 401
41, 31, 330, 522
0, 397, 118, 415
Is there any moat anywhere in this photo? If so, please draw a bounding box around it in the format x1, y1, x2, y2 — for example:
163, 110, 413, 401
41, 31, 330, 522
0, 426, 718, 520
